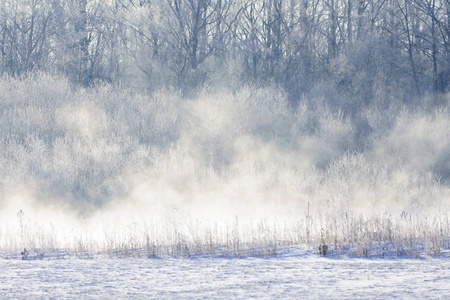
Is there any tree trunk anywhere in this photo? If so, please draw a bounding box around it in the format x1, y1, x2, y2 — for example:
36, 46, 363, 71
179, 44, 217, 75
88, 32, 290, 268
347, 0, 353, 45
403, 0, 420, 95
77, 0, 91, 86
328, 0, 337, 60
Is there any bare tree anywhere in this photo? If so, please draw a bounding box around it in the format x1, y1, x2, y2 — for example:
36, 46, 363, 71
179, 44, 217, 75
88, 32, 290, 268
161, 0, 219, 91
0, 0, 54, 75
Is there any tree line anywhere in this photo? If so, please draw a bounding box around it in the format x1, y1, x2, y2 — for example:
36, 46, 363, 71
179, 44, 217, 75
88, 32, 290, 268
1, 0, 449, 104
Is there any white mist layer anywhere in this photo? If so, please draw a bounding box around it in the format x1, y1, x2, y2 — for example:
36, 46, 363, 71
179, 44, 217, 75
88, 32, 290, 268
0, 75, 449, 255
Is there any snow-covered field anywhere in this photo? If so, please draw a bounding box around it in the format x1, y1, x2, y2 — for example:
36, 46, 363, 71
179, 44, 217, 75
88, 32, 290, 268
1, 249, 449, 299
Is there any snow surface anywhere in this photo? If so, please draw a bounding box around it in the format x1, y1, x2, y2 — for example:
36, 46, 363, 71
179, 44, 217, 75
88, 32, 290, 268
1, 248, 449, 299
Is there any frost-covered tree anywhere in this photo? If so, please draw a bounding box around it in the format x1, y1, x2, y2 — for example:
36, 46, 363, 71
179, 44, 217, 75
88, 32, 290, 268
0, 0, 449, 101
0, 0, 55, 75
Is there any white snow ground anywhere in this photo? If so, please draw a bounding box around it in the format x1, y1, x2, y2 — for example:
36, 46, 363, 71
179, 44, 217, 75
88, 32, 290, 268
1, 248, 449, 299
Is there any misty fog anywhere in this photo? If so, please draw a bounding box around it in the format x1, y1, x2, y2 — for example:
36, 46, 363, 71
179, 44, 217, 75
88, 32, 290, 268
0, 0, 449, 258
0, 74, 448, 222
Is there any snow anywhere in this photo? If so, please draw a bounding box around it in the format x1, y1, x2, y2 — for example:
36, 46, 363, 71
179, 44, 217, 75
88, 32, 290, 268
1, 249, 449, 299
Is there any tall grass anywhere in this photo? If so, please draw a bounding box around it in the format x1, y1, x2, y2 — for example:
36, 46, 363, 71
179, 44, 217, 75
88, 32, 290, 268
1, 209, 449, 259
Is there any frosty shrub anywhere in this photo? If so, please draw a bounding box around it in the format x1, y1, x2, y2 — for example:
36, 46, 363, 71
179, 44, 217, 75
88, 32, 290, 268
372, 108, 450, 182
